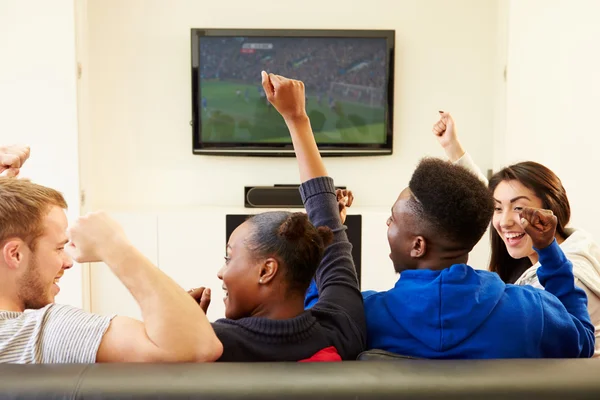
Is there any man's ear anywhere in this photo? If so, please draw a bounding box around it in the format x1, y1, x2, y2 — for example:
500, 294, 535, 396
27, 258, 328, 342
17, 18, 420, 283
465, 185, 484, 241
2, 239, 28, 270
410, 236, 427, 258
258, 257, 279, 285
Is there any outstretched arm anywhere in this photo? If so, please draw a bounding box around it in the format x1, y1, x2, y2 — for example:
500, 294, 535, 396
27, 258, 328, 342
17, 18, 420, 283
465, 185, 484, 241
520, 207, 595, 357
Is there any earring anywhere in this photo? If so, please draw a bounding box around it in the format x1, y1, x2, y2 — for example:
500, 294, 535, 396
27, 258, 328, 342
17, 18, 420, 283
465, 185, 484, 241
259, 278, 263, 284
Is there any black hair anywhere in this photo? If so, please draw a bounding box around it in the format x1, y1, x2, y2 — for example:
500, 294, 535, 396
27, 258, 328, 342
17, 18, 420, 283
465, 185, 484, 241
408, 158, 494, 250
488, 161, 570, 283
246, 211, 333, 294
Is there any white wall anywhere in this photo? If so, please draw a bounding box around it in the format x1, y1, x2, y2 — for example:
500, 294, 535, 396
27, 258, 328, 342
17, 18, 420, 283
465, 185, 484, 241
0, 0, 83, 308
78, 0, 501, 317
504, 0, 600, 240
82, 0, 498, 212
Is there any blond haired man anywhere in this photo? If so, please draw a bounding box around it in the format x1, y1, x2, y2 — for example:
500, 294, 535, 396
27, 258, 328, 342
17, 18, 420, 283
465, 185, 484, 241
0, 145, 222, 363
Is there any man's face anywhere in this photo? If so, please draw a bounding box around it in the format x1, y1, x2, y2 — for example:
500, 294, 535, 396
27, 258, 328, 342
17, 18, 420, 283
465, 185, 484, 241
17, 206, 72, 310
386, 188, 420, 273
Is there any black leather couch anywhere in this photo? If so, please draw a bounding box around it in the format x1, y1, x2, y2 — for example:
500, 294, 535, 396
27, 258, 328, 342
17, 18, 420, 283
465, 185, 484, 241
1, 356, 600, 399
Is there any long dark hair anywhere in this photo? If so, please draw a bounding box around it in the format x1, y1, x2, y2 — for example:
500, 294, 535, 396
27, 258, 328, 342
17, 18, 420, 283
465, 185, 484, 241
488, 161, 571, 283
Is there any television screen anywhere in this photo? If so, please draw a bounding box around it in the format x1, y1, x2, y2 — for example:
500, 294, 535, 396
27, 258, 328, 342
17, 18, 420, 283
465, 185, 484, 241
191, 29, 395, 156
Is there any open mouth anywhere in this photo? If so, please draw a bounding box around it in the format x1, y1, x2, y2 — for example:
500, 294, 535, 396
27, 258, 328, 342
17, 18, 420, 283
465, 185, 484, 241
505, 232, 526, 246
222, 286, 229, 302
52, 279, 61, 293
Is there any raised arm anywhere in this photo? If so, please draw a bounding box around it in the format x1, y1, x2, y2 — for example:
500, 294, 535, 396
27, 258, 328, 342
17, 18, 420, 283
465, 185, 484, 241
432, 111, 488, 184
67, 212, 223, 362
262, 72, 366, 358
261, 71, 327, 182
520, 207, 595, 357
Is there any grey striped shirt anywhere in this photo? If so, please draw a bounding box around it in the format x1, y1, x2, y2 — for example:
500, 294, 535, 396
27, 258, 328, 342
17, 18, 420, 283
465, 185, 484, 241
0, 304, 112, 363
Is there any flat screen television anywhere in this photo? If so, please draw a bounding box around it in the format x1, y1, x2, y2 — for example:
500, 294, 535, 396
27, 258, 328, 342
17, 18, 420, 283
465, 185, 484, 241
191, 29, 395, 156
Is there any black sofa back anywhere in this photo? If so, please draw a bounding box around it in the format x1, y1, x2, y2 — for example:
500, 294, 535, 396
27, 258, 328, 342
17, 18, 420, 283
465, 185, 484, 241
0, 360, 599, 399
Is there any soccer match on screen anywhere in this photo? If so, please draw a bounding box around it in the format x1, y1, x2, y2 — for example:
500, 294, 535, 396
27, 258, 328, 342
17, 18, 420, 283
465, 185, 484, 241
198, 37, 388, 144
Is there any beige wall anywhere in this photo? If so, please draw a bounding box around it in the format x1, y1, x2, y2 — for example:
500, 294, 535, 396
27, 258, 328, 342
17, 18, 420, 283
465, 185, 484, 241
0, 0, 83, 308
504, 0, 600, 240
81, 0, 499, 211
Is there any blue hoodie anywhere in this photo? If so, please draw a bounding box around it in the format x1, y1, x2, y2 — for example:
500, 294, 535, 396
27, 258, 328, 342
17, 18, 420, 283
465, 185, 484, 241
306, 240, 595, 358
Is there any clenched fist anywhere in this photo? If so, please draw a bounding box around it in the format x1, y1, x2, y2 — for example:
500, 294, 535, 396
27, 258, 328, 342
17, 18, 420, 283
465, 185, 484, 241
188, 287, 211, 314
337, 189, 354, 224
0, 145, 30, 177
432, 111, 458, 149
519, 207, 558, 250
66, 211, 131, 263
432, 111, 465, 162
261, 71, 307, 122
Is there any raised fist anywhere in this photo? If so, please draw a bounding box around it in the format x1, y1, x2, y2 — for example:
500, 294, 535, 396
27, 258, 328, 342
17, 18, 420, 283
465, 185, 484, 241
261, 71, 307, 122
66, 211, 131, 263
337, 189, 354, 224
519, 207, 558, 250
0, 145, 30, 177
432, 111, 458, 149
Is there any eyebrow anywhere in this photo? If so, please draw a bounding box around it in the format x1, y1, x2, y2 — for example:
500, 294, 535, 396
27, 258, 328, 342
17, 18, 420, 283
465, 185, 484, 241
58, 239, 69, 246
494, 196, 532, 204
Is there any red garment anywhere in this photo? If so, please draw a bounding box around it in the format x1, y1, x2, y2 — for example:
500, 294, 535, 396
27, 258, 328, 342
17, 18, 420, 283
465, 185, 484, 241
299, 346, 342, 362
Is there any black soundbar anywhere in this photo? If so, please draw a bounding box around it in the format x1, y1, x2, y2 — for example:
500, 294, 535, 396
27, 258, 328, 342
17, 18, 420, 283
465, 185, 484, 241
245, 185, 346, 208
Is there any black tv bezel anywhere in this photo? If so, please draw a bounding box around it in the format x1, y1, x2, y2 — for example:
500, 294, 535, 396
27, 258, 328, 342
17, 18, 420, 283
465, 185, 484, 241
191, 28, 395, 157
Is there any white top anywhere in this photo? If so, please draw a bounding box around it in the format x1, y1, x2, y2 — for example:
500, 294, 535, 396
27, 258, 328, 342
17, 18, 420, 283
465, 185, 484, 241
0, 304, 112, 363
456, 152, 600, 357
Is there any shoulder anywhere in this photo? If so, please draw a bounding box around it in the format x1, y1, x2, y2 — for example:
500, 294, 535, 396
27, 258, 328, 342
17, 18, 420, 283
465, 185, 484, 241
561, 229, 599, 256
211, 319, 245, 338
362, 290, 391, 311
37, 304, 113, 338
559, 230, 600, 278
41, 303, 97, 321
362, 290, 386, 303
505, 282, 552, 305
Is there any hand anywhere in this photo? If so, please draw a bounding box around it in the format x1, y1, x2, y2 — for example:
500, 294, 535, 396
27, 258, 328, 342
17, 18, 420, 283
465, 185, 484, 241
188, 287, 211, 314
337, 189, 354, 224
519, 207, 558, 250
261, 71, 307, 122
66, 211, 132, 263
432, 111, 464, 162
0, 145, 30, 177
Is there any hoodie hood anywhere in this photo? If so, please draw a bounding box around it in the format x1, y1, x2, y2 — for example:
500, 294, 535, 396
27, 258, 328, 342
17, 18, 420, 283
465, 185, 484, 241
383, 264, 505, 352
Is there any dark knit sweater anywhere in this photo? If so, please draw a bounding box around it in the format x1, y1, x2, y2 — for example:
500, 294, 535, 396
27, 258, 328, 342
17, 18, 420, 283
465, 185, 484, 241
212, 176, 366, 361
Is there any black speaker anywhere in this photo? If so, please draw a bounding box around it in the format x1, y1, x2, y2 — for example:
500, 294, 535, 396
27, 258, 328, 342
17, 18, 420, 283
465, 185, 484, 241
245, 185, 346, 208
226, 214, 361, 289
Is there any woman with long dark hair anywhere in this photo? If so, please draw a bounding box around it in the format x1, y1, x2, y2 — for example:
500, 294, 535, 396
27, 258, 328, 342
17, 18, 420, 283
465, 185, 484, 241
433, 111, 600, 356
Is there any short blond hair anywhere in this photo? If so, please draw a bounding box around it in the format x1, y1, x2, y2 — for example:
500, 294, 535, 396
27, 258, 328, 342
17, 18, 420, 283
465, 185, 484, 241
0, 177, 68, 250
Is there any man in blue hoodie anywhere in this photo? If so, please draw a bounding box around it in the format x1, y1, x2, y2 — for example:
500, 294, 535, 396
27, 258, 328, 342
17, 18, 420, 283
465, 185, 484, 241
306, 158, 594, 358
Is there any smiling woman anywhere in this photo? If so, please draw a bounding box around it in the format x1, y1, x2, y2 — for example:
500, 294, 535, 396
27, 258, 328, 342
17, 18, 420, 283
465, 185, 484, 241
217, 212, 333, 321
488, 162, 571, 282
